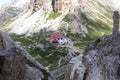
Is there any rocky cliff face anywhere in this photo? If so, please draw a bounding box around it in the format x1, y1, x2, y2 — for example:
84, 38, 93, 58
29, 0, 52, 12
29, 0, 71, 12
52, 0, 71, 13
0, 49, 26, 80
0, 31, 26, 80
65, 11, 120, 80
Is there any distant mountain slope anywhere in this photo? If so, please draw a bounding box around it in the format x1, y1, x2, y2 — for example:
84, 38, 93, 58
0, 0, 113, 36
0, 6, 23, 25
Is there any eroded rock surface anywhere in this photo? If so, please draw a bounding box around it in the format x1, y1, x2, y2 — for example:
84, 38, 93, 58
65, 33, 120, 80
0, 31, 55, 80
0, 32, 26, 80
65, 11, 120, 80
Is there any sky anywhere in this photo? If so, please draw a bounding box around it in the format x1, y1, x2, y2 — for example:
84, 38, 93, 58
0, 0, 30, 6
0, 0, 8, 5
110, 0, 120, 10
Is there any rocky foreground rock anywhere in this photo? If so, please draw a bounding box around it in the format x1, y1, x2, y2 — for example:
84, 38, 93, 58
65, 11, 120, 80
0, 31, 55, 80
0, 31, 26, 80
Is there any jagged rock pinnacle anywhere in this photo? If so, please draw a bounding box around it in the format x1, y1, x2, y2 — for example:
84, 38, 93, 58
112, 11, 119, 34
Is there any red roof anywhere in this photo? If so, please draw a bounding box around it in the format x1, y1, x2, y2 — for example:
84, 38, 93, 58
50, 33, 63, 39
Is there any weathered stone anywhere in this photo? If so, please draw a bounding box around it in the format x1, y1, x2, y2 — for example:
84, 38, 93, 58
51, 66, 67, 80
0, 31, 55, 80
66, 33, 120, 80
0, 31, 26, 80
112, 11, 119, 34
0, 32, 26, 80
65, 54, 86, 80
65, 11, 120, 80
29, 0, 50, 11
52, 0, 71, 13
0, 48, 26, 80
26, 64, 44, 80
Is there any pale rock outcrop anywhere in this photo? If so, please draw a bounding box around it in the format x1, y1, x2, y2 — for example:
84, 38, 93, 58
29, 0, 51, 11
29, 0, 71, 13
52, 0, 71, 13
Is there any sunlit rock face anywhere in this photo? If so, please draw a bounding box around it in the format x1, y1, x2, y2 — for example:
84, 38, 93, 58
52, 0, 71, 13
29, 0, 52, 12
29, 0, 71, 13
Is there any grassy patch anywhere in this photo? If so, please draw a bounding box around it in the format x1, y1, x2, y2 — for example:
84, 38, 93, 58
0, 19, 14, 29
10, 29, 69, 70
63, 15, 69, 22
81, 12, 112, 38
29, 46, 68, 70
48, 12, 61, 19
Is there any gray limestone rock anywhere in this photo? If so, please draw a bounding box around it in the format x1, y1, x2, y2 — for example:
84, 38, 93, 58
0, 31, 55, 80
65, 11, 120, 80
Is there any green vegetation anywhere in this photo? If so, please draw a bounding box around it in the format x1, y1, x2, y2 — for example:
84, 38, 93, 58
7, 8, 112, 71
81, 12, 112, 38
60, 12, 112, 49
48, 12, 61, 19
30, 47, 68, 69
10, 29, 68, 70
0, 19, 15, 33
9, 12, 112, 68
63, 15, 69, 22
7, 7, 14, 11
